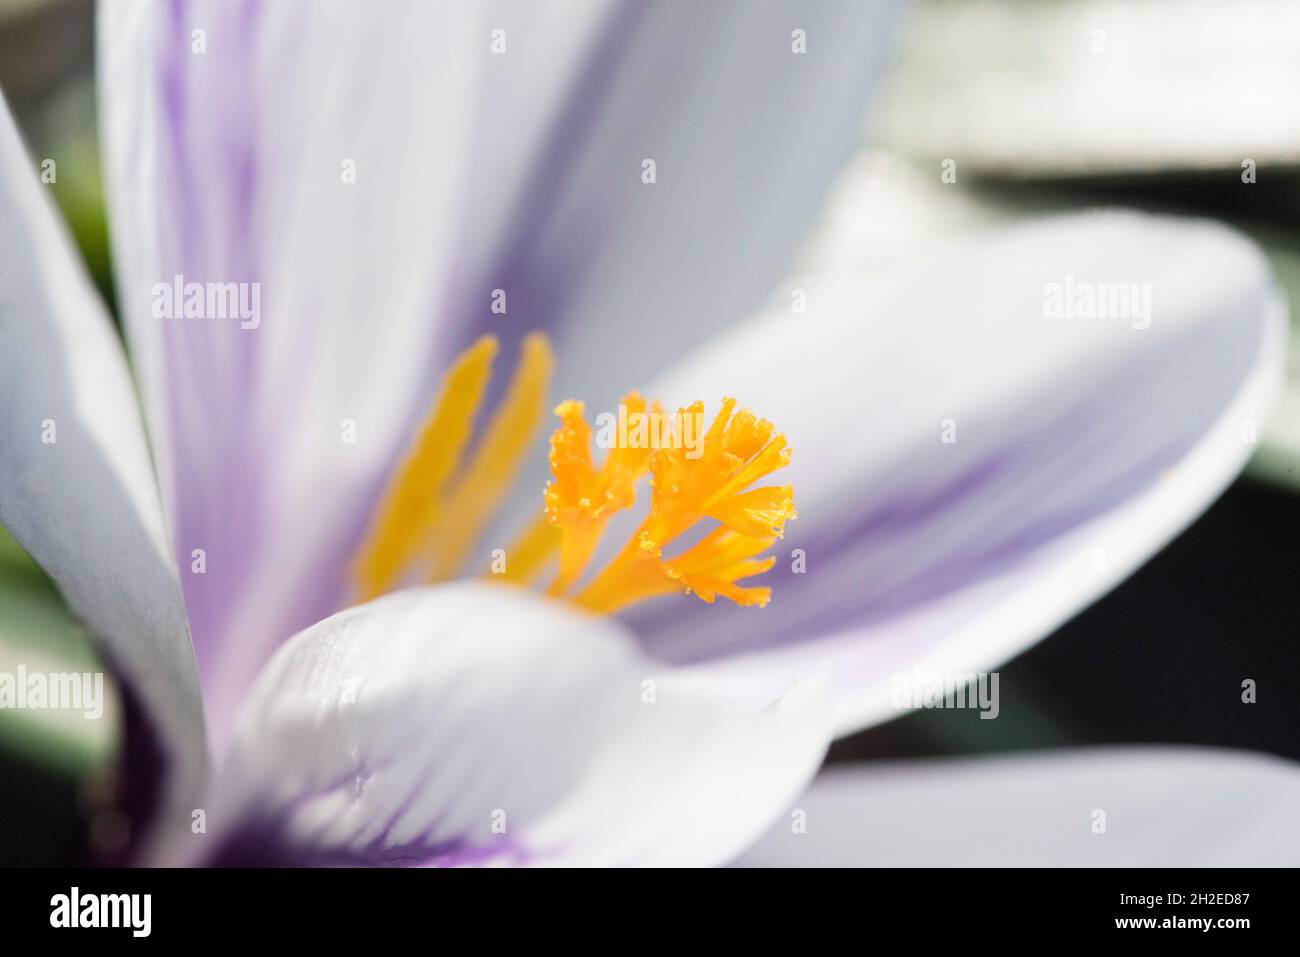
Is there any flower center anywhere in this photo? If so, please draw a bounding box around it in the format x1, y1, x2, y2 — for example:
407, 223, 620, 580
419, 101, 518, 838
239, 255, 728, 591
350, 333, 795, 613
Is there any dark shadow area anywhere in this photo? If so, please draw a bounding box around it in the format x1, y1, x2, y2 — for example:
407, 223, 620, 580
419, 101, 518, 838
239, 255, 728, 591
832, 477, 1300, 763
0, 750, 86, 865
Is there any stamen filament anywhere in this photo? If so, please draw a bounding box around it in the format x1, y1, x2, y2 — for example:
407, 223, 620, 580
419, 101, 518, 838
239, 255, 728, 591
498, 513, 561, 584
425, 333, 554, 581
351, 335, 497, 601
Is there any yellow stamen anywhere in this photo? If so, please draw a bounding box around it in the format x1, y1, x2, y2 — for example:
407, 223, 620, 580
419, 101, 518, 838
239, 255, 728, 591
543, 393, 657, 595
350, 333, 795, 619
639, 399, 793, 550
576, 527, 777, 615
425, 333, 554, 581
664, 528, 778, 607
498, 513, 561, 584
542, 397, 794, 612
351, 336, 497, 601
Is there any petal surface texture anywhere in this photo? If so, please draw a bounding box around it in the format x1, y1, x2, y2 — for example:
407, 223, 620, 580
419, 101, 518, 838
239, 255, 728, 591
0, 92, 204, 849
199, 582, 830, 867
97, 0, 900, 738
629, 212, 1287, 736
738, 748, 1300, 866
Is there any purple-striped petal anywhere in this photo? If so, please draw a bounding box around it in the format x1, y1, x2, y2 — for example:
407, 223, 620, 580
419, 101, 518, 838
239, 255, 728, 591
179, 582, 828, 867
98, 0, 489, 744
97, 0, 900, 744
624, 211, 1286, 735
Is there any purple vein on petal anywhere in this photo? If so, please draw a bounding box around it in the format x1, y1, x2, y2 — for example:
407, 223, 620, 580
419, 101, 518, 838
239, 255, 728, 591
155, 0, 268, 707
433, 0, 648, 413
626, 310, 1266, 666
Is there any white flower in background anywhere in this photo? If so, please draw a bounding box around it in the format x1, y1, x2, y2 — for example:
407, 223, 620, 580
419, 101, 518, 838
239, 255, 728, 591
0, 0, 1297, 866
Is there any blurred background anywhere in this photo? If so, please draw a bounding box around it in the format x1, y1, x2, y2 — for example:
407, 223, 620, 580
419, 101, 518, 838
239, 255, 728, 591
1, 0, 1298, 864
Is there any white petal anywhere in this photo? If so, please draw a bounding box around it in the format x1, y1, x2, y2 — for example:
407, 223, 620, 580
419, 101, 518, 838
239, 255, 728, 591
497, 0, 904, 408
737, 748, 1300, 866
0, 92, 204, 845
189, 582, 829, 867
96, 0, 491, 737
630, 211, 1286, 736
97, 0, 900, 741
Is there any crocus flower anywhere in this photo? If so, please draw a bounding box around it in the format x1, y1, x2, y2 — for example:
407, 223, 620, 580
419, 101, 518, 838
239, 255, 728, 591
1, 1, 1296, 867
